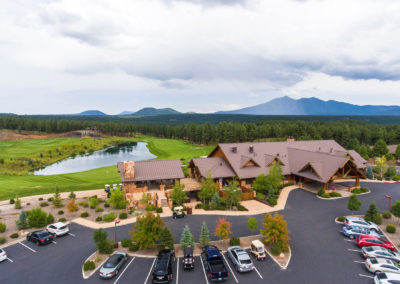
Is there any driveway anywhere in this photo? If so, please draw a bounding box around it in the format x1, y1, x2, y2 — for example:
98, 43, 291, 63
0, 181, 398, 284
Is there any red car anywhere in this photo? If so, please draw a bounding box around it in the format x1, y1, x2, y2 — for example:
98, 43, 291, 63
356, 235, 395, 251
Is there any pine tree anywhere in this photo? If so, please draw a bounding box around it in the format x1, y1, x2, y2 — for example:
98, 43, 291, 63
52, 186, 63, 208
199, 221, 210, 247
17, 211, 29, 230
180, 225, 195, 249
366, 166, 373, 179
158, 226, 175, 251
348, 194, 362, 214
365, 202, 379, 222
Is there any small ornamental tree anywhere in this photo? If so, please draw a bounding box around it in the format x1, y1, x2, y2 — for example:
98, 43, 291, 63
348, 194, 362, 215
365, 202, 379, 222
170, 181, 187, 206
180, 225, 195, 249
248, 217, 258, 233
14, 197, 22, 209
223, 180, 241, 210
130, 212, 164, 249
17, 211, 29, 230
140, 193, 150, 205
214, 217, 232, 240
375, 156, 387, 179
52, 186, 63, 208
69, 191, 76, 199
366, 166, 373, 179
198, 172, 219, 205
373, 139, 389, 157
108, 189, 128, 209
390, 201, 400, 224
47, 213, 55, 225
396, 145, 400, 160
66, 198, 78, 212
253, 173, 269, 195
27, 208, 47, 228
158, 226, 175, 251
199, 221, 210, 247
93, 229, 114, 254
386, 166, 397, 178
260, 213, 290, 255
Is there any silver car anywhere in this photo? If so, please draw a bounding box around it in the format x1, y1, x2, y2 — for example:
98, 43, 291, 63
365, 257, 400, 274
99, 252, 128, 279
362, 246, 400, 263
344, 217, 379, 232
227, 246, 254, 273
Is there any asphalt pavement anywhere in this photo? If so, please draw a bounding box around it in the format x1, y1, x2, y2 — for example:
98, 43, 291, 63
1, 181, 398, 284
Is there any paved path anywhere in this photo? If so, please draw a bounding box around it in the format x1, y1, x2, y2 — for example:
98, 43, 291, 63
1, 181, 399, 284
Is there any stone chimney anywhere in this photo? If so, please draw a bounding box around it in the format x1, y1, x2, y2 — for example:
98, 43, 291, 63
124, 161, 135, 179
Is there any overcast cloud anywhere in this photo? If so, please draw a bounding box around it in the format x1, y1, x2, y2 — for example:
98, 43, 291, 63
1, 0, 400, 114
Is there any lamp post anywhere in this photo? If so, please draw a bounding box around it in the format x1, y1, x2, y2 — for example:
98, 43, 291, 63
114, 219, 120, 248
385, 195, 392, 211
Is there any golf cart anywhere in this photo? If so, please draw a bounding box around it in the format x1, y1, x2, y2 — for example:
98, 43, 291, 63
250, 240, 266, 261
172, 206, 186, 219
182, 246, 194, 269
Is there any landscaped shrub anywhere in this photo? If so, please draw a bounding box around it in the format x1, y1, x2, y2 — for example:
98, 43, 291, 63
27, 202, 30, 206
321, 193, 331, 198
382, 210, 392, 219
0, 222, 6, 232
58, 210, 64, 215
89, 197, 99, 209
377, 176, 383, 181
10, 233, 18, 239
317, 187, 325, 197
39, 202, 49, 207
229, 237, 240, 246
81, 212, 89, 218
69, 191, 76, 199
337, 216, 345, 222
9, 198, 15, 204
387, 224, 396, 234
58, 218, 67, 222
0, 237, 6, 244
67, 199, 78, 212
129, 242, 139, 252
146, 204, 156, 211
14, 198, 22, 209
121, 238, 132, 248
103, 212, 117, 222
97, 239, 114, 254
38, 197, 43, 201
385, 177, 391, 181
256, 192, 266, 200
78, 201, 89, 208
28, 208, 47, 228
156, 207, 163, 213
47, 197, 54, 202
373, 214, 383, 225
270, 243, 282, 256
329, 192, 342, 198
95, 207, 104, 213
237, 204, 248, 211
17, 211, 29, 230
83, 261, 95, 271
47, 213, 55, 224
195, 203, 203, 209
104, 203, 110, 208
119, 212, 128, 219
268, 197, 278, 206
95, 216, 102, 222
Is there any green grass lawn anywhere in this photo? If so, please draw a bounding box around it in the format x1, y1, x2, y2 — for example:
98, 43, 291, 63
0, 135, 214, 200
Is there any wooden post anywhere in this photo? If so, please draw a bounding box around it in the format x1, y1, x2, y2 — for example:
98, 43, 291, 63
355, 176, 360, 188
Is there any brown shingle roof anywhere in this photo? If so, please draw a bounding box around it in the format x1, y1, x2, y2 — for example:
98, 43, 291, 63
118, 159, 184, 182
191, 157, 236, 179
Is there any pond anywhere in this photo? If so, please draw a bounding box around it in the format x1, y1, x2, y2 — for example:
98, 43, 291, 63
34, 142, 156, 175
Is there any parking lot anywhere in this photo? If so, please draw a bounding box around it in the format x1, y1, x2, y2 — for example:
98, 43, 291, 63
1, 181, 399, 283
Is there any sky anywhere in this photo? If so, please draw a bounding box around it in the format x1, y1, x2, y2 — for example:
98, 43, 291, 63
1, 0, 400, 115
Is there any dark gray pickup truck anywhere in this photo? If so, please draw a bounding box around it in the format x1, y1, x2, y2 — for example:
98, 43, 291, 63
201, 245, 229, 282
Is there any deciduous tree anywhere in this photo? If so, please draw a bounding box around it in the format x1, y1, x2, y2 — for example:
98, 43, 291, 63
108, 189, 128, 209
248, 217, 258, 233
260, 213, 290, 255
158, 226, 174, 251
130, 212, 164, 249
198, 173, 218, 205
223, 180, 241, 210
171, 181, 187, 206
214, 217, 232, 240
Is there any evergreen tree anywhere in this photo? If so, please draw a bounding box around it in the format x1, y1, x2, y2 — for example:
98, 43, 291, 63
247, 217, 258, 233
223, 180, 241, 210
348, 194, 362, 214
391, 201, 400, 224
199, 221, 210, 247
17, 211, 29, 230
180, 225, 195, 249
198, 172, 218, 205
373, 139, 389, 157
158, 226, 175, 251
52, 186, 63, 208
366, 166, 373, 179
170, 181, 187, 206
365, 202, 379, 222
395, 145, 400, 160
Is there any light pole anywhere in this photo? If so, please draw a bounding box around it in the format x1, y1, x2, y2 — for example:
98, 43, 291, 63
114, 219, 120, 248
385, 195, 392, 211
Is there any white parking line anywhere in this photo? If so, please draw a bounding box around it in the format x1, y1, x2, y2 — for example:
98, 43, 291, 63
253, 266, 263, 279
348, 249, 361, 252
359, 274, 374, 279
18, 242, 37, 253
354, 260, 365, 264
221, 253, 239, 283
176, 257, 179, 284
68, 233, 76, 237
7, 257, 13, 263
144, 258, 156, 284
343, 239, 354, 242
199, 256, 210, 284
114, 257, 135, 284
52, 241, 57, 244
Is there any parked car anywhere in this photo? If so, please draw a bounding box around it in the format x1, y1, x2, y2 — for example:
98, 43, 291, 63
362, 246, 400, 263
172, 206, 186, 219
182, 246, 194, 270
344, 217, 379, 232
26, 231, 54, 246
202, 245, 229, 281
356, 236, 395, 251
342, 225, 380, 239
46, 222, 69, 237
152, 249, 175, 283
374, 272, 400, 283
365, 257, 400, 274
0, 249, 7, 262
250, 240, 266, 261
99, 252, 127, 279
227, 246, 254, 272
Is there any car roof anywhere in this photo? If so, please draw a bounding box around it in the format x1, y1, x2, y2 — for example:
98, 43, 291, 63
346, 217, 364, 221
252, 240, 264, 248
379, 272, 400, 280
51, 222, 67, 228
370, 258, 393, 264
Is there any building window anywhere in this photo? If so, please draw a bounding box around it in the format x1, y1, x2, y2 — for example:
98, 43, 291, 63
246, 179, 252, 185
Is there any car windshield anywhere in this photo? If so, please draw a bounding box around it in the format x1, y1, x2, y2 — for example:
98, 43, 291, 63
240, 259, 252, 264
104, 261, 116, 268
257, 247, 264, 252
59, 226, 67, 230
37, 232, 49, 237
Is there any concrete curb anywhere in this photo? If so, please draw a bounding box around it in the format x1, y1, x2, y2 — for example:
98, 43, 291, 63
316, 190, 370, 201
263, 245, 291, 270
81, 250, 108, 280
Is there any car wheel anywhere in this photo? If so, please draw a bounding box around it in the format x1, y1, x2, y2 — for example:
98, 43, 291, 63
350, 235, 354, 239
36, 240, 40, 246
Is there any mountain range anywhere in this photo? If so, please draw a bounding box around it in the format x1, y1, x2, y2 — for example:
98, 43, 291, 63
216, 96, 400, 116
118, 107, 181, 116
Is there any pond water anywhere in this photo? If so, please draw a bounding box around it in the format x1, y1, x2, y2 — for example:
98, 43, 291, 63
34, 142, 156, 175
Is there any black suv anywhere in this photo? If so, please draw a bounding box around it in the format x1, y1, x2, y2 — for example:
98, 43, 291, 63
27, 231, 54, 246
152, 249, 175, 283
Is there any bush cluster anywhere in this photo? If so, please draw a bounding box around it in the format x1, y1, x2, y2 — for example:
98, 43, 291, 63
387, 224, 397, 234
83, 261, 95, 271
58, 210, 64, 215
39, 202, 49, 207
0, 222, 6, 233
156, 207, 163, 213
121, 238, 132, 248
95, 216, 103, 222
237, 204, 248, 211
119, 212, 128, 219
229, 237, 240, 246
393, 175, 400, 181
10, 233, 18, 239
78, 201, 89, 208
382, 211, 392, 219
129, 243, 139, 252
89, 197, 99, 209
256, 192, 266, 200
337, 216, 345, 222
81, 212, 89, 218
58, 218, 67, 222
330, 192, 342, 198
268, 197, 278, 206
0, 237, 6, 244
145, 204, 156, 211
95, 207, 104, 213
103, 212, 117, 222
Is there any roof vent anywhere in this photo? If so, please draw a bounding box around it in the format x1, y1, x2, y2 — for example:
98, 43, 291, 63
231, 146, 237, 153
276, 153, 280, 157
249, 145, 254, 153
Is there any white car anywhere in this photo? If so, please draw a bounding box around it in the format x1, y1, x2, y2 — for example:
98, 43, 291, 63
344, 217, 379, 232
366, 258, 400, 274
374, 272, 400, 283
0, 249, 7, 262
362, 246, 400, 263
46, 222, 69, 237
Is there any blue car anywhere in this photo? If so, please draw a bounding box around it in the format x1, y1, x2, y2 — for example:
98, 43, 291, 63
341, 225, 380, 239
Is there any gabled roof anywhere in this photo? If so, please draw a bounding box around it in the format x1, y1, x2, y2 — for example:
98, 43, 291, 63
191, 157, 236, 179
118, 159, 184, 182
